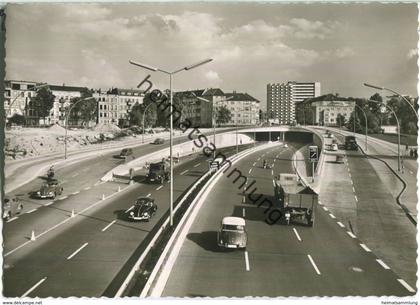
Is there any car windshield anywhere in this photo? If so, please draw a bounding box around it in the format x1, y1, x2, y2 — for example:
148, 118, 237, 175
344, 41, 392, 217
150, 164, 163, 170
222, 224, 244, 231
136, 198, 151, 206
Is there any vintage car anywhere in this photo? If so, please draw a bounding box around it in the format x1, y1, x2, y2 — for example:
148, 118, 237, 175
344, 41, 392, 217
331, 143, 338, 151
3, 197, 24, 220
152, 138, 165, 145
119, 148, 133, 158
217, 216, 247, 249
127, 197, 158, 221
36, 179, 63, 199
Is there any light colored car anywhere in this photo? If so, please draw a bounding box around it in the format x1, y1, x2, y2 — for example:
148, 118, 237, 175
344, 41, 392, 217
331, 143, 338, 151
217, 216, 247, 249
3, 197, 23, 220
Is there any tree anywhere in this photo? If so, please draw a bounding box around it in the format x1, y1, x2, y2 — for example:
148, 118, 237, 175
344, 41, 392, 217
29, 87, 55, 125
336, 114, 346, 127
215, 105, 232, 125
68, 91, 97, 127
346, 111, 362, 133
8, 113, 25, 125
129, 97, 157, 128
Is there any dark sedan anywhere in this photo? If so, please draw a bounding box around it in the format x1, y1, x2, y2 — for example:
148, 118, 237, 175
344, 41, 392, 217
127, 197, 158, 221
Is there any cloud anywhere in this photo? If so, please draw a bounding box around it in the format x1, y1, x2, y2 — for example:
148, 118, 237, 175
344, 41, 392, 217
334, 47, 356, 58
205, 70, 222, 85
407, 48, 418, 59
290, 18, 339, 39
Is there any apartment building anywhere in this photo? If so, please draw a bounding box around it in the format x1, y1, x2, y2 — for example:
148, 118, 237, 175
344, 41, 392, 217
4, 80, 39, 119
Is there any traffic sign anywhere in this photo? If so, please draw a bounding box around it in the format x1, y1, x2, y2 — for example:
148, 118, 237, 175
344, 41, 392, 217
309, 145, 318, 162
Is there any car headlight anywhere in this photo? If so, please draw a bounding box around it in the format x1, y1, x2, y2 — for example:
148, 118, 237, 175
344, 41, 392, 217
49, 192, 54, 195
130, 211, 134, 216
37, 191, 40, 195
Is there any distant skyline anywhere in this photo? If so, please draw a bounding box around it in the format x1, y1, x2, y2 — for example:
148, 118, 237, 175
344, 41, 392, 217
5, 3, 418, 110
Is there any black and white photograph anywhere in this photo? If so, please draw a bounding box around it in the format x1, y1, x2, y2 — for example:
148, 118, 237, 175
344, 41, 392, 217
1, 2, 419, 303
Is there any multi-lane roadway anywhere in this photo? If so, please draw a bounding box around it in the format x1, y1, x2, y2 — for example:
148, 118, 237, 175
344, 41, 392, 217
161, 142, 414, 297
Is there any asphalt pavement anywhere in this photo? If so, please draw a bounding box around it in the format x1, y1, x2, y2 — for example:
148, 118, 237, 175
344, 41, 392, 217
3, 144, 249, 297
161, 142, 414, 297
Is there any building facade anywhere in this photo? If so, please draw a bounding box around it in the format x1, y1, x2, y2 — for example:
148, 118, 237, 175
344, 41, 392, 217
4, 80, 39, 119
219, 92, 260, 126
95, 88, 144, 126
296, 99, 355, 126
267, 81, 321, 125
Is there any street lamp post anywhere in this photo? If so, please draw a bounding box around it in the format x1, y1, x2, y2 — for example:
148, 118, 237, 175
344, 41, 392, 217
364, 83, 418, 119
129, 58, 213, 227
142, 103, 154, 144
354, 104, 368, 151
64, 97, 95, 159
368, 99, 401, 171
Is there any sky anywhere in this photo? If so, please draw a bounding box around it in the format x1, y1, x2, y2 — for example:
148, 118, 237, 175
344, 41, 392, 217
5, 3, 419, 110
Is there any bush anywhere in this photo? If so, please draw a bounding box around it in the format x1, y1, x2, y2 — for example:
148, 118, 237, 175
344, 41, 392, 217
8, 114, 25, 125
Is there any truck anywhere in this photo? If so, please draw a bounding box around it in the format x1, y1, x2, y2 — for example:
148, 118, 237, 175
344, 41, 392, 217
274, 173, 318, 226
147, 159, 170, 184
344, 136, 358, 151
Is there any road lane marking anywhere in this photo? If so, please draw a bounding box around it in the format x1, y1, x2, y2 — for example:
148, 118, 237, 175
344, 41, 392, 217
322, 206, 329, 212
360, 243, 371, 252
253, 162, 256, 166
293, 228, 302, 242
94, 181, 100, 186
180, 170, 188, 175
125, 205, 135, 213
349, 173, 352, 178
6, 217, 18, 223
102, 220, 117, 232
307, 254, 321, 275
242, 208, 246, 217
318, 201, 323, 205
44, 201, 54, 206
376, 259, 390, 270
147, 193, 152, 197
57, 196, 68, 201
72, 191, 80, 195
67, 242, 88, 260
354, 195, 358, 202
271, 169, 274, 176
350, 180, 354, 185
84, 186, 91, 191
329, 213, 336, 219
248, 168, 252, 174
352, 186, 356, 193
257, 157, 261, 161
272, 180, 275, 187
26, 209, 37, 214
409, 170, 414, 175
21, 277, 47, 297
156, 185, 163, 191
397, 279, 416, 293
244, 251, 250, 271
71, 173, 79, 178
193, 163, 201, 168
347, 231, 357, 238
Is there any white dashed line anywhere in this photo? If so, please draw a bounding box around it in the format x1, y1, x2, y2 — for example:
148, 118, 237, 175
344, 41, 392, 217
352, 186, 356, 193
71, 173, 79, 178
376, 259, 390, 270
6, 217, 18, 223
194, 163, 201, 168
409, 170, 414, 175
329, 213, 336, 219
354, 195, 358, 202
94, 181, 100, 186
349, 173, 352, 178
21, 277, 47, 297
67, 242, 88, 260
180, 170, 188, 175
397, 279, 416, 293
350, 180, 354, 185
156, 185, 163, 191
146, 193, 152, 197
26, 209, 37, 214
244, 251, 250, 271
347, 231, 357, 239
307, 254, 321, 275
322, 206, 329, 212
271, 169, 274, 176
101, 220, 117, 232
84, 187, 91, 191
293, 228, 302, 242
72, 191, 80, 195
272, 180, 275, 187
337, 221, 345, 228
248, 169, 252, 174
44, 201, 54, 206
253, 162, 256, 166
242, 208, 246, 217
257, 157, 261, 161
318, 201, 323, 205
360, 243, 371, 252
57, 196, 68, 201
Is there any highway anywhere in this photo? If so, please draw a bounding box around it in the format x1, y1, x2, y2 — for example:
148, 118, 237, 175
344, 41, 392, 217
161, 142, 413, 297
3, 144, 250, 297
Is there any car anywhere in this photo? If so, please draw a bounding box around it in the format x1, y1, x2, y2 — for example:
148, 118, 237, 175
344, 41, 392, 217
119, 148, 133, 158
331, 144, 338, 151
127, 197, 158, 221
327, 133, 334, 138
3, 197, 23, 220
35, 179, 63, 199
217, 216, 247, 249
152, 138, 165, 145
